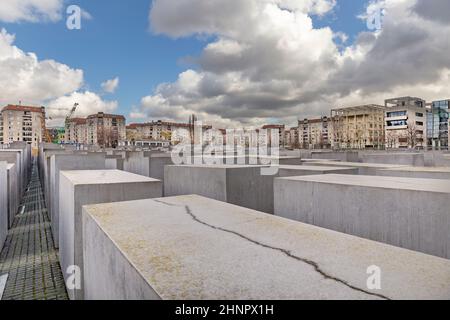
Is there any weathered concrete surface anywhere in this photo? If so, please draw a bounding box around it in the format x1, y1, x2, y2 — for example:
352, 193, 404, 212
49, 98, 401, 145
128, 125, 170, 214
278, 165, 358, 177
123, 151, 150, 176
59, 170, 162, 300
311, 151, 359, 162
165, 165, 275, 213
49, 154, 106, 247
148, 153, 173, 182
83, 195, 450, 300
41, 150, 72, 209
6, 163, 19, 228
105, 156, 124, 170
301, 159, 342, 163
274, 174, 450, 259
361, 153, 425, 166
0, 150, 24, 196
424, 152, 450, 167
306, 161, 407, 175
0, 162, 7, 251
377, 166, 450, 180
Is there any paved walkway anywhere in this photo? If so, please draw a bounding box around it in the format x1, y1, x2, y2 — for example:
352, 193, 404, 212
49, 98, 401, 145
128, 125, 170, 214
0, 161, 68, 300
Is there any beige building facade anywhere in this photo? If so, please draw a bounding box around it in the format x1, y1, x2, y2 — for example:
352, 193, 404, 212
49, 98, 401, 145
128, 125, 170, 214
385, 97, 427, 149
0, 104, 45, 151
64, 112, 126, 148
331, 105, 386, 150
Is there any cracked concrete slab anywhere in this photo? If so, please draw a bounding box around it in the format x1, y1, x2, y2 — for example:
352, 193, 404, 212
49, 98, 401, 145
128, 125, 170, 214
82, 195, 450, 300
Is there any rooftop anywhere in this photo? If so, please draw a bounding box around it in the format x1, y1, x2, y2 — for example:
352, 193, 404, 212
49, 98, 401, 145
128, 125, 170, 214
2, 104, 45, 113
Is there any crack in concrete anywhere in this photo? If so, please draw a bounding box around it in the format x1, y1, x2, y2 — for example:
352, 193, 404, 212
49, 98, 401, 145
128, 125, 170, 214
182, 204, 391, 300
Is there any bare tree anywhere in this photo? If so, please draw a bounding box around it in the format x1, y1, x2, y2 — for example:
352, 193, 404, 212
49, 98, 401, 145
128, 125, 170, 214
405, 124, 423, 149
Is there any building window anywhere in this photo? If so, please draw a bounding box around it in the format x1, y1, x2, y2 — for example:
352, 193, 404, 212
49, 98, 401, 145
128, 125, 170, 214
387, 120, 407, 127
416, 121, 424, 126
387, 111, 407, 118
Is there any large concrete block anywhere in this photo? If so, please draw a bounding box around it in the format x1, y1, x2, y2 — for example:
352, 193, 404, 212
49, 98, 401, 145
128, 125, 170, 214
311, 151, 359, 162
123, 151, 150, 176
50, 154, 106, 247
6, 163, 19, 228
377, 166, 450, 180
361, 153, 425, 166
42, 150, 72, 208
105, 156, 124, 170
59, 169, 162, 300
165, 165, 275, 213
82, 195, 450, 300
0, 150, 23, 196
274, 174, 450, 259
149, 153, 174, 181
278, 165, 358, 177
307, 161, 407, 175
0, 162, 8, 251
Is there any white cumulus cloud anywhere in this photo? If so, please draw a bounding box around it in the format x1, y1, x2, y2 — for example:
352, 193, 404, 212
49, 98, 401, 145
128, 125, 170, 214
137, 0, 450, 128
101, 77, 120, 94
0, 0, 63, 23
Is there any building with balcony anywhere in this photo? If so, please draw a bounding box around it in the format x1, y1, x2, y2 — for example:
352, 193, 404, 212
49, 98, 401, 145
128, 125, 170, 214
0, 104, 46, 151
427, 99, 449, 150
385, 97, 427, 149
64, 113, 126, 148
65, 118, 87, 144
298, 117, 331, 149
331, 105, 386, 149
262, 124, 286, 147
126, 121, 213, 146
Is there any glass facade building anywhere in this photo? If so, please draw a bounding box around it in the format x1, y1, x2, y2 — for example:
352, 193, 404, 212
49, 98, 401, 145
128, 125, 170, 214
427, 100, 449, 150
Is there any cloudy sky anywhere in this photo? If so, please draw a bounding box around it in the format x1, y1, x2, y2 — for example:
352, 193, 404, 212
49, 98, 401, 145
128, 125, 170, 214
0, 0, 449, 128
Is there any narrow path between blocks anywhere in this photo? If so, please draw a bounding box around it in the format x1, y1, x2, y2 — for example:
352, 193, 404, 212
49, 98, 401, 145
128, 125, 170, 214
0, 160, 68, 300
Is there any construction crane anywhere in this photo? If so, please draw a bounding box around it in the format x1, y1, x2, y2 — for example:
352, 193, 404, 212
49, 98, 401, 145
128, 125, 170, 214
43, 103, 79, 143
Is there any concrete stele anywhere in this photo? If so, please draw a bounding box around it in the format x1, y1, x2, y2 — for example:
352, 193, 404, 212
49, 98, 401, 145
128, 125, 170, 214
274, 174, 450, 259
59, 169, 163, 300
82, 195, 450, 300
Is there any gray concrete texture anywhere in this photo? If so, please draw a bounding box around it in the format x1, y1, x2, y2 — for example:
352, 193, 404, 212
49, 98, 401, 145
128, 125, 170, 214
105, 156, 124, 170
305, 160, 408, 175
164, 164, 358, 214
82, 195, 450, 300
361, 153, 425, 166
0, 161, 8, 251
6, 163, 19, 228
376, 166, 450, 180
311, 151, 360, 162
0, 150, 24, 197
59, 169, 162, 300
164, 165, 276, 213
274, 174, 450, 259
49, 153, 106, 247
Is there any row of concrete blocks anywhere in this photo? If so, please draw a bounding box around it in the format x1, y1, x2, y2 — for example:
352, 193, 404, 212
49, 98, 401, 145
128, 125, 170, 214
38, 147, 175, 248
0, 142, 32, 250
51, 167, 450, 300
299, 149, 450, 167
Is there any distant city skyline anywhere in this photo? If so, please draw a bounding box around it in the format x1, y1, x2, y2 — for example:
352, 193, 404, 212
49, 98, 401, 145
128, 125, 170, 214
0, 0, 449, 129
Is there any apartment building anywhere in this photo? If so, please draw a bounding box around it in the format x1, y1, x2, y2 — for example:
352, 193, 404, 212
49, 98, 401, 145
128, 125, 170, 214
65, 118, 87, 144
298, 116, 331, 149
385, 97, 427, 149
126, 120, 213, 145
285, 127, 299, 148
0, 104, 45, 151
331, 104, 386, 150
64, 112, 126, 148
262, 124, 285, 147
86, 113, 126, 148
427, 99, 449, 150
